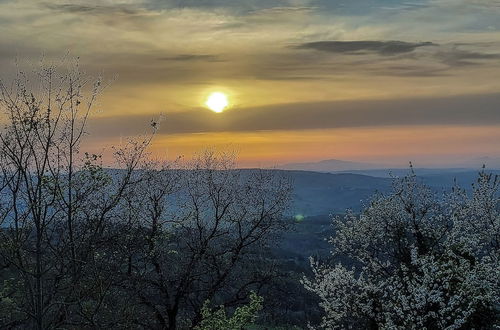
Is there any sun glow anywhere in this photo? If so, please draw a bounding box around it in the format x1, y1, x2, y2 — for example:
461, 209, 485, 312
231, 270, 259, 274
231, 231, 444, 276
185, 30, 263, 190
205, 92, 229, 113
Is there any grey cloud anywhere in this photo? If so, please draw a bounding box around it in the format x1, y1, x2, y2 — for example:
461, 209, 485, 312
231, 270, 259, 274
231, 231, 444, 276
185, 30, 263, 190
88, 93, 500, 137
367, 65, 450, 77
43, 3, 148, 16
157, 54, 222, 62
296, 40, 437, 55
248, 6, 316, 14
381, 2, 430, 11
244, 49, 448, 80
150, 0, 286, 11
287, 41, 500, 77
436, 49, 500, 66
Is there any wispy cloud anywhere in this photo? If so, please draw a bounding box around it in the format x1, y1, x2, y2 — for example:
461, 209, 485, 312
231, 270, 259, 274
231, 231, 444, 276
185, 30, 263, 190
43, 2, 154, 16
157, 54, 222, 62
295, 40, 436, 55
435, 48, 500, 66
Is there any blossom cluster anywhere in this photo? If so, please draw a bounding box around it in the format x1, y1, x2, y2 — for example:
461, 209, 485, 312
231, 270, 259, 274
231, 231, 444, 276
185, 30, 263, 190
303, 170, 499, 329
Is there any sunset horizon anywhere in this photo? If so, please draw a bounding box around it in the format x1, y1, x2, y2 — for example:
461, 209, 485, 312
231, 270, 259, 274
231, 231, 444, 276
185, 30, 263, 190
1, 0, 499, 168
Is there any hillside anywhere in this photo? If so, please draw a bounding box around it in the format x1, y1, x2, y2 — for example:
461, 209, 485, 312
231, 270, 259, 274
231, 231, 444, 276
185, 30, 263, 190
281, 168, 500, 216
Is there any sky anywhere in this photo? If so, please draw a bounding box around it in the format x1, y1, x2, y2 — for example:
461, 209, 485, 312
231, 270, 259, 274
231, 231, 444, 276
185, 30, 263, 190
0, 0, 500, 167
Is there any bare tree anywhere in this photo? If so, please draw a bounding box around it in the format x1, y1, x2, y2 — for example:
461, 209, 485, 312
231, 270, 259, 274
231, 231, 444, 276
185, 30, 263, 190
120, 150, 292, 329
0, 60, 155, 329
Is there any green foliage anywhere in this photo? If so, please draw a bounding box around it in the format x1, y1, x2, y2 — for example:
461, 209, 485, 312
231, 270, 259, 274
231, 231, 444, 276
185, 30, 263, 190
82, 152, 112, 186
0, 277, 25, 324
195, 292, 264, 330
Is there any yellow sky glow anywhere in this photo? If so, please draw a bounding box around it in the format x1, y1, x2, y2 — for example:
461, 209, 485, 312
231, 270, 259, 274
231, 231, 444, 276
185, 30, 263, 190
1, 0, 500, 166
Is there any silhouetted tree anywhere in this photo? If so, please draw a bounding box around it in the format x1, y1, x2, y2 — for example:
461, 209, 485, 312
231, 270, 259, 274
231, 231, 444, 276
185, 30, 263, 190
0, 60, 155, 329
118, 150, 292, 329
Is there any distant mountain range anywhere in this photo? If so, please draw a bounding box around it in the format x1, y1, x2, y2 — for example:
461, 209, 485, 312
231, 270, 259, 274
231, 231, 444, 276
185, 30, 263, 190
279, 159, 383, 172
279, 157, 500, 176
460, 156, 500, 169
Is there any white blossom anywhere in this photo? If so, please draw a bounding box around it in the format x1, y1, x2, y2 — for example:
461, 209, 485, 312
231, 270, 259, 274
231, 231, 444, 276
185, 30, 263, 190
304, 169, 499, 329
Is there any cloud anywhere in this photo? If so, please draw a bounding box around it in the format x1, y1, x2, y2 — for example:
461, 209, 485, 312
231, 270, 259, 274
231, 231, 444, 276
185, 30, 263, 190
2, 0, 500, 105
366, 65, 449, 77
144, 0, 295, 13
248, 6, 316, 14
296, 40, 437, 55
88, 93, 500, 136
157, 54, 222, 62
466, 0, 500, 8
435, 48, 500, 66
43, 2, 151, 16
380, 2, 430, 11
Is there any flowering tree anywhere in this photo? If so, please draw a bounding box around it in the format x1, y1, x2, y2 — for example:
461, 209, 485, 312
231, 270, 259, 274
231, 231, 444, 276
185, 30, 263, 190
303, 168, 499, 329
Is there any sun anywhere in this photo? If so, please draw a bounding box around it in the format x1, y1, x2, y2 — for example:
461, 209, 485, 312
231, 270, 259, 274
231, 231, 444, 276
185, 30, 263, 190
205, 92, 229, 113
